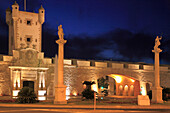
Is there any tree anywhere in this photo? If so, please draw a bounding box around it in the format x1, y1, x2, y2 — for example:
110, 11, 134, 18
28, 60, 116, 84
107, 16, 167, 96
82, 81, 95, 90
82, 81, 95, 99
98, 77, 109, 89
98, 77, 109, 96
17, 87, 37, 103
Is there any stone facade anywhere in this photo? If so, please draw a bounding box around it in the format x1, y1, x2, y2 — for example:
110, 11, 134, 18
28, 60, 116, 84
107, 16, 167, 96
0, 2, 170, 101
0, 57, 170, 99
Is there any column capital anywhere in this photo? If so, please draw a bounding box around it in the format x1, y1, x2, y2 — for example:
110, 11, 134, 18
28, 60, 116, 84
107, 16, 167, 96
56, 39, 67, 45
152, 48, 162, 53
12, 17, 18, 21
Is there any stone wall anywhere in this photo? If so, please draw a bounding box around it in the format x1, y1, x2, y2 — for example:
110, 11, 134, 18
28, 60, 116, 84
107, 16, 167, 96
0, 62, 11, 96
160, 71, 170, 88
0, 57, 170, 98
63, 59, 170, 95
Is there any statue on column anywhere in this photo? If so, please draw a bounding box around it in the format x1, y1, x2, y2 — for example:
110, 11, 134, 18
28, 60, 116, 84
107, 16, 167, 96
58, 25, 64, 39
151, 36, 163, 103
154, 36, 162, 50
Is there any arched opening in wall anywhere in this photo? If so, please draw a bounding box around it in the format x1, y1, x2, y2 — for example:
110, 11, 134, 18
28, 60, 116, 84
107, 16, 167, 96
113, 78, 116, 95
107, 74, 137, 97
146, 83, 151, 93
97, 76, 117, 96
124, 85, 128, 96
119, 85, 123, 96
130, 85, 134, 96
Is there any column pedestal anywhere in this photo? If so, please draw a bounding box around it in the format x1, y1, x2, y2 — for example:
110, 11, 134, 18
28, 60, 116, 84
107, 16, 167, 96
152, 87, 163, 103
54, 84, 67, 104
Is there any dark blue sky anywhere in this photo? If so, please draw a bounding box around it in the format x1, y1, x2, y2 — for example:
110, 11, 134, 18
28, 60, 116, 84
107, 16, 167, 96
0, 0, 170, 64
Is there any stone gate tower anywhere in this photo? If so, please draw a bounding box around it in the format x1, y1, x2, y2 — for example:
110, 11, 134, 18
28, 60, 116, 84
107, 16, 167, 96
6, 1, 45, 55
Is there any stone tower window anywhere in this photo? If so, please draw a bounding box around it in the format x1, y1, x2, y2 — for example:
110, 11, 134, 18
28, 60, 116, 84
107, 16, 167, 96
27, 20, 31, 25
27, 38, 31, 42
35, 39, 37, 42
20, 20, 22, 23
15, 7, 17, 9
25, 35, 32, 43
42, 11, 43, 13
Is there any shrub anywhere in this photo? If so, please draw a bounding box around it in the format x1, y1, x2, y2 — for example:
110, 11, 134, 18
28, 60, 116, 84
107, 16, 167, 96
162, 87, 170, 101
147, 90, 152, 100
102, 89, 108, 96
17, 87, 37, 103
82, 89, 94, 99
82, 81, 95, 90
147, 87, 170, 101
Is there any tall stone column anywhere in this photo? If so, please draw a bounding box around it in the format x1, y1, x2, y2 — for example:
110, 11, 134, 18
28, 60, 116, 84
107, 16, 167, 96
54, 25, 67, 104
152, 36, 163, 103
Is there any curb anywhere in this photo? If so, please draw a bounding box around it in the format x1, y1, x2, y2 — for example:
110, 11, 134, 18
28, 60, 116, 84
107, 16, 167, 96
0, 104, 170, 110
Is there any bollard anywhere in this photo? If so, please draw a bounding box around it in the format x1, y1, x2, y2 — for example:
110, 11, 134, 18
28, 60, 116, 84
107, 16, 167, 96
94, 92, 96, 110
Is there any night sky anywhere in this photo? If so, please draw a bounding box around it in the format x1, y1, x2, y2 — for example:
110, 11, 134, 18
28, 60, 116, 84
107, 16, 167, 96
0, 0, 170, 64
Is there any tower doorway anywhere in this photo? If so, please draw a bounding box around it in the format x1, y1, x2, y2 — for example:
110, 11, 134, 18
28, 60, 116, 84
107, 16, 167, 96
23, 81, 34, 91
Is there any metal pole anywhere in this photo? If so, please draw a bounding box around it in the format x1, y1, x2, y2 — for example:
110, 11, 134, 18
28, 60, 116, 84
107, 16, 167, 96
94, 92, 96, 110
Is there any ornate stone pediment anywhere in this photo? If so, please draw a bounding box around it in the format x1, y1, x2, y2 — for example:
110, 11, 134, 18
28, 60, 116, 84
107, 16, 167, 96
14, 48, 39, 67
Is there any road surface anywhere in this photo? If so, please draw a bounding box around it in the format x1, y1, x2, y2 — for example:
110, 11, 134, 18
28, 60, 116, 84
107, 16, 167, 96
0, 106, 170, 113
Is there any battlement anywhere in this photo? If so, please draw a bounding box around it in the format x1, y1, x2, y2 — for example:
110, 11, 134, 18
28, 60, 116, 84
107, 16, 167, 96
63, 59, 170, 71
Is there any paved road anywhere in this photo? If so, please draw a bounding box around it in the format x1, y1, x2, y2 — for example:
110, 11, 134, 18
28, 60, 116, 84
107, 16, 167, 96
0, 107, 170, 113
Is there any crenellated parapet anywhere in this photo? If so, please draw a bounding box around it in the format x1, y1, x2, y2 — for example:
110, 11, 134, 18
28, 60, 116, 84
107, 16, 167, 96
63, 59, 170, 72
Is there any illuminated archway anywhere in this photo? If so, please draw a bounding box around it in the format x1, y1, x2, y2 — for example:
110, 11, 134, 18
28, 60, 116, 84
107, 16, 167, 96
106, 74, 140, 97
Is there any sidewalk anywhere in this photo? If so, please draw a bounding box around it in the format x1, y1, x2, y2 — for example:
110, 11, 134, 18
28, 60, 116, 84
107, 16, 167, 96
0, 104, 170, 110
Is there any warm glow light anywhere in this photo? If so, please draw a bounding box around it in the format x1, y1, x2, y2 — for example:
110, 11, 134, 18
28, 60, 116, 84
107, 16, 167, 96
124, 85, 128, 91
38, 97, 46, 100
13, 70, 20, 88
114, 76, 122, 83
131, 79, 135, 82
141, 87, 146, 95
13, 90, 20, 96
73, 92, 77, 96
14, 83, 16, 88
38, 90, 46, 96
140, 82, 147, 95
66, 87, 70, 95
17, 80, 20, 88
39, 72, 45, 88
83, 84, 86, 89
91, 84, 98, 92
66, 95, 70, 100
